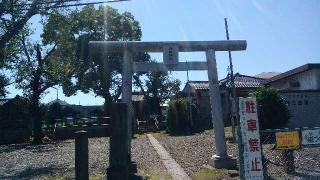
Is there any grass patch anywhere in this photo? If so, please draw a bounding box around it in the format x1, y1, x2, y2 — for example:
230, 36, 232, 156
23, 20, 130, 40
45, 171, 106, 180
44, 170, 73, 180
45, 171, 171, 180
150, 131, 164, 138
191, 168, 229, 180
89, 172, 106, 180
137, 172, 172, 180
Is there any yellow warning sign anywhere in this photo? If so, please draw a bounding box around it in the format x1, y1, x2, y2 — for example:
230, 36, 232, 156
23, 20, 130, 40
276, 131, 300, 150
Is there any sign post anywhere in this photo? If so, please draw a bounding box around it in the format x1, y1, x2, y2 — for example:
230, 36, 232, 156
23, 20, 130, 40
301, 129, 320, 146
239, 97, 264, 180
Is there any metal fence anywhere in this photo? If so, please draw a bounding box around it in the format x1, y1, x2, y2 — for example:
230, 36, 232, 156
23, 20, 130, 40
260, 127, 320, 180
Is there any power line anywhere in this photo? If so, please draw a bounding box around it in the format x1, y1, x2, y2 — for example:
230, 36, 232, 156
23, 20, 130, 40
14, 0, 79, 6
14, 0, 131, 11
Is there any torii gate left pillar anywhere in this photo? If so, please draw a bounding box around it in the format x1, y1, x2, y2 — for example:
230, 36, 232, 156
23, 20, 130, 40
89, 40, 247, 170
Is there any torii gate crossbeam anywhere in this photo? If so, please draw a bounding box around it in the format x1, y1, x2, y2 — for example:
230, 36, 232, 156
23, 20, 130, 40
89, 40, 247, 169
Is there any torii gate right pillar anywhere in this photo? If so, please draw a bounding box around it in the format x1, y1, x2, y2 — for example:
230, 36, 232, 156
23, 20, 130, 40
206, 50, 236, 168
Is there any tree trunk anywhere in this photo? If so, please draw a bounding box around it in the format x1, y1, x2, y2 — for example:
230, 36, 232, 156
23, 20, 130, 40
31, 94, 43, 144
103, 92, 113, 117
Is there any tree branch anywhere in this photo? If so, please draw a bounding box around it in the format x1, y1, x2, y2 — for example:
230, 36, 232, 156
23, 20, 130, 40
40, 81, 58, 94
113, 84, 122, 101
21, 33, 31, 63
133, 75, 149, 99
0, 0, 40, 49
36, 44, 43, 67
43, 44, 57, 62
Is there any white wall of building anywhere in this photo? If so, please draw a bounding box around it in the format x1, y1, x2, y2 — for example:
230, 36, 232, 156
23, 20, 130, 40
270, 69, 320, 90
281, 91, 320, 128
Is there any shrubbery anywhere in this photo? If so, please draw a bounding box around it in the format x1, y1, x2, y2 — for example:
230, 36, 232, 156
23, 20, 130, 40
166, 98, 197, 134
0, 95, 32, 144
254, 87, 290, 129
0, 95, 31, 129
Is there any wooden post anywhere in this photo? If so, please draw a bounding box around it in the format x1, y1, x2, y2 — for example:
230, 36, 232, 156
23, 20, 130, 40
107, 103, 130, 180
282, 150, 295, 174
122, 49, 133, 156
75, 130, 88, 180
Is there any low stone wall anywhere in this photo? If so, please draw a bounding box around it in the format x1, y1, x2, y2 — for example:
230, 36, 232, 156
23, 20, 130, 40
0, 128, 31, 145
54, 124, 111, 139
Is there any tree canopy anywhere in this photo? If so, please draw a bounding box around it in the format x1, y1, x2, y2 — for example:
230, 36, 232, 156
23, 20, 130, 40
1, 4, 182, 142
43, 5, 149, 116
0, 0, 79, 97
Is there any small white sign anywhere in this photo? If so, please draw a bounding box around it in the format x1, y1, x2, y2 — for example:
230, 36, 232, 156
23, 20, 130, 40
239, 97, 264, 180
301, 129, 320, 146
163, 44, 179, 65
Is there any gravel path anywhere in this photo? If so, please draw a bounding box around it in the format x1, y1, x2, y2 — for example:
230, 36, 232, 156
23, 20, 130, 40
0, 135, 168, 179
147, 134, 191, 180
153, 130, 237, 175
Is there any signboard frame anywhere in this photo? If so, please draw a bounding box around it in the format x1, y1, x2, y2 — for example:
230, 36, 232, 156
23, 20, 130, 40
239, 97, 264, 180
301, 129, 320, 147
275, 131, 300, 150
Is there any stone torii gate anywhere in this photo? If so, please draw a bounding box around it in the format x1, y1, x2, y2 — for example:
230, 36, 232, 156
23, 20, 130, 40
89, 40, 247, 169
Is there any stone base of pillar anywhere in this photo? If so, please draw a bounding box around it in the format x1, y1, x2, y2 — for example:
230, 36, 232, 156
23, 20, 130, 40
209, 155, 237, 169
107, 165, 129, 180
107, 161, 138, 180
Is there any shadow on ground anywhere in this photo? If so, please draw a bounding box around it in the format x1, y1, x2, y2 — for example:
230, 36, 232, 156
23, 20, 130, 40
0, 165, 65, 179
0, 141, 70, 154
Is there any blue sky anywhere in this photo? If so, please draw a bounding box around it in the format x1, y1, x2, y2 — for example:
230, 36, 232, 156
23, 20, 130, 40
5, 0, 320, 105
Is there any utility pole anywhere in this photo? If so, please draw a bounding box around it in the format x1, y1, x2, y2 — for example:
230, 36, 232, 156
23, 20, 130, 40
186, 60, 193, 133
224, 18, 237, 142
56, 87, 58, 100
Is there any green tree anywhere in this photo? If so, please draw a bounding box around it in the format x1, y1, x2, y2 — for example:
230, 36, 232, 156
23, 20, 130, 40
44, 5, 147, 116
253, 87, 290, 129
0, 74, 8, 97
0, 0, 78, 97
0, 0, 78, 50
10, 21, 75, 143
166, 98, 197, 135
134, 71, 181, 118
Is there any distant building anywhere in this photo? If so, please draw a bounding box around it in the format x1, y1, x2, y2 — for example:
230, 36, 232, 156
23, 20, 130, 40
46, 99, 103, 118
182, 73, 266, 126
254, 72, 281, 79
182, 81, 210, 123
265, 63, 320, 128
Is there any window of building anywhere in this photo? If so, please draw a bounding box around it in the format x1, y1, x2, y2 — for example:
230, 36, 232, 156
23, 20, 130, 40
298, 100, 302, 105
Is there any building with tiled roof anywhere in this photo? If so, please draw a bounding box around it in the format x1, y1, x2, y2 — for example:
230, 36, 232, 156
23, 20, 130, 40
182, 73, 265, 126
265, 63, 320, 128
220, 73, 266, 88
180, 63, 320, 128
254, 72, 281, 79
265, 63, 320, 91
182, 73, 265, 93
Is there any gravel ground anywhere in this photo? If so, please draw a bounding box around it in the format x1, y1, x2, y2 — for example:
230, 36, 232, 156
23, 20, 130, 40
0, 135, 168, 179
153, 130, 238, 175
262, 144, 320, 179
154, 130, 320, 179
